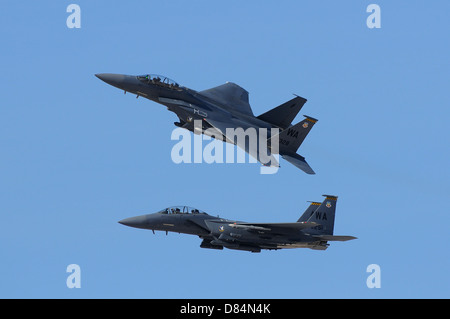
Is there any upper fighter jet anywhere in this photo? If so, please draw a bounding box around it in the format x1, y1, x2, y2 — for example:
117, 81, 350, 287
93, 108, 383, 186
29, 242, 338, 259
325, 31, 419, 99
119, 195, 356, 252
96, 73, 318, 174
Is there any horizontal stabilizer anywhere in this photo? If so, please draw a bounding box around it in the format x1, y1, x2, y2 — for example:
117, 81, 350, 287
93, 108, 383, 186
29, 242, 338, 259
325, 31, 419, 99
312, 235, 357, 241
281, 153, 315, 174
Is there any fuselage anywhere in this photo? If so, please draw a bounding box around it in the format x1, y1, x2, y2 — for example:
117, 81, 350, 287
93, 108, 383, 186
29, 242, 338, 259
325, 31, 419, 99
95, 73, 277, 138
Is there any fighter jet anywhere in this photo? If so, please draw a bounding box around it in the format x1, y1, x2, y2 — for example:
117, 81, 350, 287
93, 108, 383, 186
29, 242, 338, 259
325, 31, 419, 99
96, 73, 318, 174
118, 195, 356, 253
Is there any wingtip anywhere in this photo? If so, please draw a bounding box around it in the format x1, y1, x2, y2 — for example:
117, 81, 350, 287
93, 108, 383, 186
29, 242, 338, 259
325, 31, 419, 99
292, 94, 307, 102
303, 115, 318, 123
322, 194, 338, 200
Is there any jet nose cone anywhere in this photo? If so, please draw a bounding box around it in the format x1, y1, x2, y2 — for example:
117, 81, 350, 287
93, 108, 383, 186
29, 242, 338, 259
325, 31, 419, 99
95, 73, 127, 88
118, 215, 148, 229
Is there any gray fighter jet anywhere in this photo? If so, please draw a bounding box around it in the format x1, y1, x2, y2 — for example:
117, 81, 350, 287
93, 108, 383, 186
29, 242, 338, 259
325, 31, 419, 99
119, 195, 356, 252
96, 73, 318, 174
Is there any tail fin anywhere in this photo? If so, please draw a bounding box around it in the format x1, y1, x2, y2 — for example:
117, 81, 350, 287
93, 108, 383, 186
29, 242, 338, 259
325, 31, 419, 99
306, 195, 338, 235
269, 115, 318, 174
281, 153, 315, 174
270, 115, 318, 154
297, 201, 321, 222
257, 95, 307, 129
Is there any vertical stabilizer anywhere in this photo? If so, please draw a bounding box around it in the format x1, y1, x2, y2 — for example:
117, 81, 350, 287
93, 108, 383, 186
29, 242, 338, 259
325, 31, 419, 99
297, 201, 321, 222
257, 95, 307, 129
306, 195, 338, 235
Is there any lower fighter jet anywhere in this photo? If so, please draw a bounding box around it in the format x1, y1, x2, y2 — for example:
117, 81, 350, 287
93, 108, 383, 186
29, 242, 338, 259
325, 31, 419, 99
119, 195, 356, 252
96, 73, 318, 174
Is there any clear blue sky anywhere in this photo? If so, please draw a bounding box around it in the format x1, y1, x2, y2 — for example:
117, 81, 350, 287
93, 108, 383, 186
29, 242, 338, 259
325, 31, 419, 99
1, 1, 449, 298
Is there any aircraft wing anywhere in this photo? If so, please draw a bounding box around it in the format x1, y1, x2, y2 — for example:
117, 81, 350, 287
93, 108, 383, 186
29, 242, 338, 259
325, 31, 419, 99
203, 117, 279, 167
198, 82, 254, 116
229, 221, 319, 234
312, 235, 357, 241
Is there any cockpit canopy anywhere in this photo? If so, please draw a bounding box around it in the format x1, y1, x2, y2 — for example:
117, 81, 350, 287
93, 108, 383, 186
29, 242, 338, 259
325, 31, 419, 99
137, 74, 180, 88
158, 206, 207, 215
